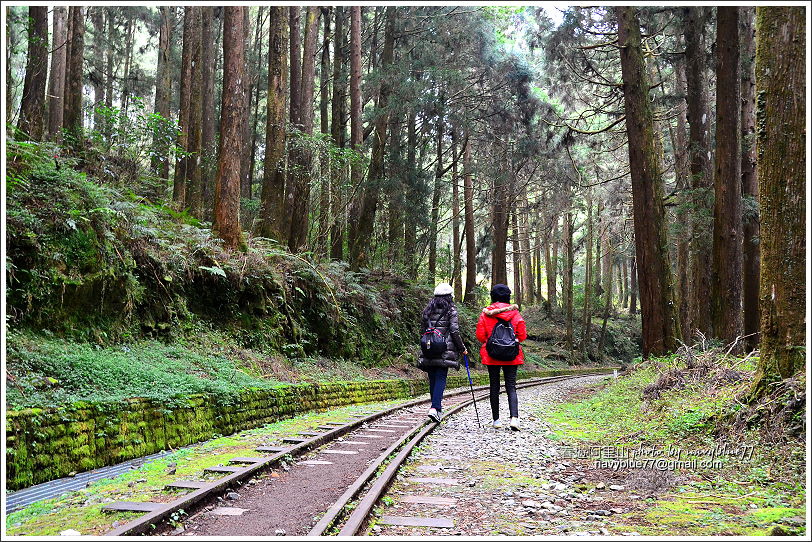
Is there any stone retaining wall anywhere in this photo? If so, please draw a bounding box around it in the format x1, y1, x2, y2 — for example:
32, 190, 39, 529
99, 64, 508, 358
6, 368, 603, 490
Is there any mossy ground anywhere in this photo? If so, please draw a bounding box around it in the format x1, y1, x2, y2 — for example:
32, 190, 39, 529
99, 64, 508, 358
623, 489, 804, 536
541, 355, 806, 536
5, 400, 401, 536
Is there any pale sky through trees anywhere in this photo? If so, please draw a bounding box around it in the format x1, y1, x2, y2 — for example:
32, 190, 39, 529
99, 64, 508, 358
542, 4, 567, 26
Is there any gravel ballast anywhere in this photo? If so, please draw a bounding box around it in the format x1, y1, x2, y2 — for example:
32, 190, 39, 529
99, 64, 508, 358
367, 374, 653, 536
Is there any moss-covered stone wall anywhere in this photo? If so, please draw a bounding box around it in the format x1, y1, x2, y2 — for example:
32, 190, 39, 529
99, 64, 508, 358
6, 368, 603, 490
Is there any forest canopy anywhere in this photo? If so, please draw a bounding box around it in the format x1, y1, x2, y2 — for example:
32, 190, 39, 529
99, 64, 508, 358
4, 4, 807, 393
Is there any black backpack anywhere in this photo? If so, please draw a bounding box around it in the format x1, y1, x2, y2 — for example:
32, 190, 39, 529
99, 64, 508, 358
420, 305, 451, 357
486, 319, 520, 361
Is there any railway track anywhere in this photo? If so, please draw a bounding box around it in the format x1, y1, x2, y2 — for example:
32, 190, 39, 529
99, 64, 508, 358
102, 370, 615, 536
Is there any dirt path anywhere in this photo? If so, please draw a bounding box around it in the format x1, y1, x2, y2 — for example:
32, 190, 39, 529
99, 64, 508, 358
367, 374, 654, 536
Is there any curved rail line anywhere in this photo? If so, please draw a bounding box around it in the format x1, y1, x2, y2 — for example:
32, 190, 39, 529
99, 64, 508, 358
103, 369, 615, 536
314, 372, 610, 536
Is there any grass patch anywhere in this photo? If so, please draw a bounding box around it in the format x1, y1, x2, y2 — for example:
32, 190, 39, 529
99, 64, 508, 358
540, 350, 806, 537
613, 489, 805, 536
547, 359, 743, 448
6, 330, 284, 409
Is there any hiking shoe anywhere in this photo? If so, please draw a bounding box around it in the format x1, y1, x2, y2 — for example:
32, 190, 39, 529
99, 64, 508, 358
509, 417, 520, 431
428, 408, 441, 423
492, 418, 503, 429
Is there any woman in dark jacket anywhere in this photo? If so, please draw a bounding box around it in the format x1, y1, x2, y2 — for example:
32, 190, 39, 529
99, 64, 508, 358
418, 283, 467, 422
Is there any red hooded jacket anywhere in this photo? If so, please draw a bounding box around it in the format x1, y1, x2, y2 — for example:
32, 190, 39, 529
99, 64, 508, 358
476, 302, 527, 365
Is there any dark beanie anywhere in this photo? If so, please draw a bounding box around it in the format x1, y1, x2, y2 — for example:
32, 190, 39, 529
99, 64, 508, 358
491, 283, 511, 303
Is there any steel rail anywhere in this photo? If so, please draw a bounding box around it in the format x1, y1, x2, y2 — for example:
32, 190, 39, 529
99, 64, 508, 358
311, 371, 614, 536
104, 368, 615, 535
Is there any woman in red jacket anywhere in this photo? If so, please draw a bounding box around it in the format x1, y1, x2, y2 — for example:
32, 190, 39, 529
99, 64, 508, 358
476, 284, 527, 431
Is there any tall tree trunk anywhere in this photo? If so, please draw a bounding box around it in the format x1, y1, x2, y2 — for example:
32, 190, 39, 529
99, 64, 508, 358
603, 228, 613, 313
152, 6, 173, 187
104, 10, 114, 113
317, 8, 332, 257
564, 207, 574, 351
711, 7, 743, 346
598, 236, 614, 355
120, 16, 134, 115
545, 214, 559, 314
491, 151, 510, 286
246, 6, 267, 206
683, 7, 714, 339
403, 110, 418, 277
740, 7, 760, 352
214, 6, 248, 251
18, 6, 48, 141
750, 7, 805, 396
463, 133, 477, 304
427, 112, 444, 280
47, 7, 68, 139
281, 6, 303, 244
580, 190, 594, 361
258, 6, 289, 241
6, 7, 19, 126
629, 256, 638, 315
346, 7, 362, 262
173, 8, 194, 206
288, 7, 302, 130
622, 255, 630, 309
349, 7, 395, 269
200, 7, 217, 214
329, 6, 346, 260
616, 6, 680, 357
519, 195, 534, 306
185, 8, 204, 217
91, 8, 105, 130
387, 116, 404, 266
288, 6, 320, 251
674, 54, 692, 343
451, 131, 463, 299
63, 7, 85, 145
535, 209, 545, 306
239, 8, 254, 202
512, 211, 522, 308
594, 201, 602, 296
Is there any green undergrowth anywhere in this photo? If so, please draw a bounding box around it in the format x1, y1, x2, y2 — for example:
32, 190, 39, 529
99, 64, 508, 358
6, 139, 431, 355
5, 330, 285, 410
543, 350, 806, 536
547, 364, 739, 446
5, 399, 400, 536
5, 322, 501, 411
521, 305, 641, 365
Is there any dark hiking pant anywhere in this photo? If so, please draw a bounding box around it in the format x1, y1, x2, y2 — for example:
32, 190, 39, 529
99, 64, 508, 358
426, 366, 449, 411
487, 364, 519, 419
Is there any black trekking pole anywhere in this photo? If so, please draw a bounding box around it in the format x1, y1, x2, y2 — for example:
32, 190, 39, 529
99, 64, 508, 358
463, 353, 482, 428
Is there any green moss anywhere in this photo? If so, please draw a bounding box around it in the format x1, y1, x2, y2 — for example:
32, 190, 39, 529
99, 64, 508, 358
546, 363, 741, 447
543, 355, 805, 538
746, 506, 803, 524
613, 491, 805, 536
5, 399, 402, 535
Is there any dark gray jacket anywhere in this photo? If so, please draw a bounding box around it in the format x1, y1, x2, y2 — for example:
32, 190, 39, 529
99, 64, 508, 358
418, 301, 467, 371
